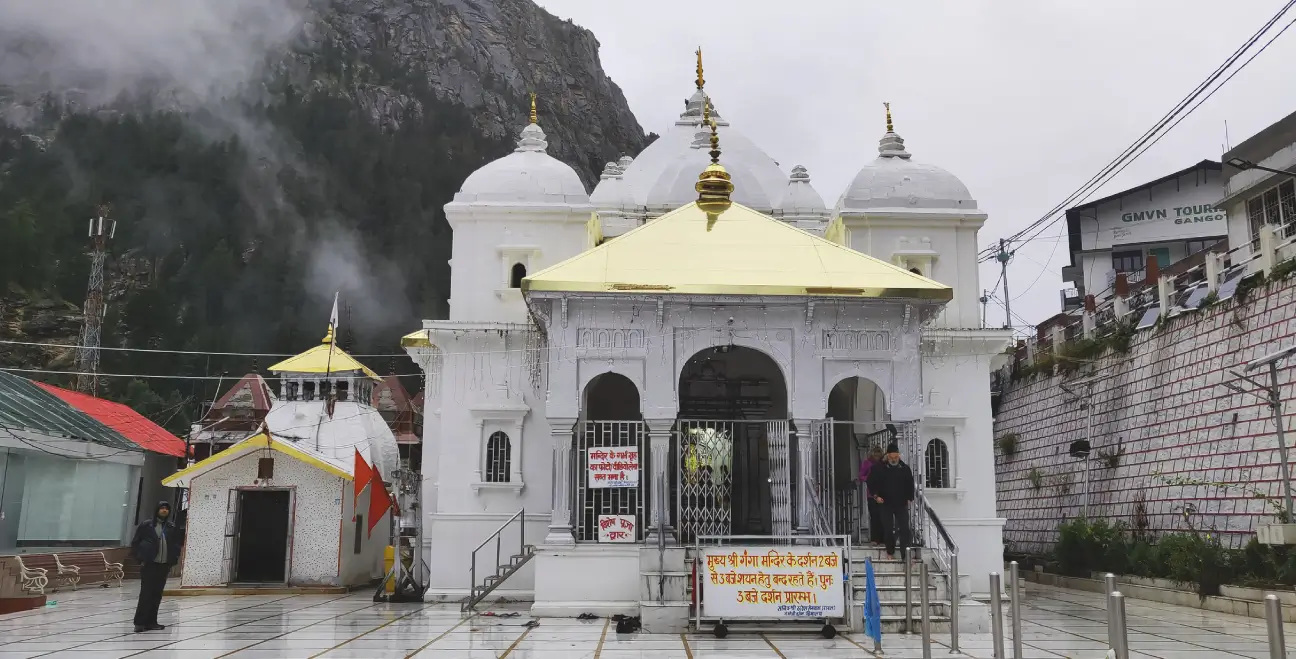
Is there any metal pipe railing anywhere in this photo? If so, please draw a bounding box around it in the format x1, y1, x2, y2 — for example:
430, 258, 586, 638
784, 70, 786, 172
949, 554, 960, 653
920, 559, 932, 658
904, 546, 915, 634
466, 507, 526, 611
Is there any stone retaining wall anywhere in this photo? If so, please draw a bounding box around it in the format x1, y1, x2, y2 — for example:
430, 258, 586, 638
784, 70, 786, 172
994, 275, 1296, 554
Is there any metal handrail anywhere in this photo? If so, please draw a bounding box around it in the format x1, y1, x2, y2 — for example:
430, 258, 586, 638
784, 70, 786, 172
923, 500, 958, 554
468, 507, 526, 605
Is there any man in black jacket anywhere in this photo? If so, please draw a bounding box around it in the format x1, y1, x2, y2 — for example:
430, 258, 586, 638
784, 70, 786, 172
866, 443, 914, 558
130, 501, 183, 633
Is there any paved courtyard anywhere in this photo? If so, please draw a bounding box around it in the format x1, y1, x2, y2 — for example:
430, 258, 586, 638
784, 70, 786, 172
0, 581, 1293, 658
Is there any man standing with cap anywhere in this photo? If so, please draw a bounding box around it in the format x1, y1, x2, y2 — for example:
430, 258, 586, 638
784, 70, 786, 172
866, 443, 914, 558
130, 501, 183, 633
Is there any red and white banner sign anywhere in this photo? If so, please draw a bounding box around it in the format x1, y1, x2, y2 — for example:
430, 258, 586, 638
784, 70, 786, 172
597, 515, 636, 543
587, 447, 639, 488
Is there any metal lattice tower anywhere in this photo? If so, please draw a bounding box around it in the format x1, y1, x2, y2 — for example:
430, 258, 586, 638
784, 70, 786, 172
76, 205, 116, 395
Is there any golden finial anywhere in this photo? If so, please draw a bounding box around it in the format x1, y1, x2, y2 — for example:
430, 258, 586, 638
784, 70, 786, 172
695, 108, 733, 218
322, 325, 334, 344
529, 92, 537, 124
884, 102, 894, 133
695, 47, 705, 90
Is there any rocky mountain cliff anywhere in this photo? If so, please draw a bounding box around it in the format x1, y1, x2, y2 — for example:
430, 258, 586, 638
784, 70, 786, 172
0, 0, 646, 430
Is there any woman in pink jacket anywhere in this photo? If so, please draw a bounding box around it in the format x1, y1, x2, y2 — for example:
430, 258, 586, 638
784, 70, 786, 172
858, 446, 885, 545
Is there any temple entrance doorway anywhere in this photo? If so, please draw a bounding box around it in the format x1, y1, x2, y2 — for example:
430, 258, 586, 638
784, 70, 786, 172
826, 376, 894, 542
676, 345, 788, 542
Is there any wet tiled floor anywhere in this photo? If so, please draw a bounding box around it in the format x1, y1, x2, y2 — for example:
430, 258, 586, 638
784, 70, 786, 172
0, 581, 1293, 658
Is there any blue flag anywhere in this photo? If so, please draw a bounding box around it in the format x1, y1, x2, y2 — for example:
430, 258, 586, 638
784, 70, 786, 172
864, 558, 883, 643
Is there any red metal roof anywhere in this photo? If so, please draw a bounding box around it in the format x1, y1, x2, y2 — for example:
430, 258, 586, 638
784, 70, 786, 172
35, 383, 187, 457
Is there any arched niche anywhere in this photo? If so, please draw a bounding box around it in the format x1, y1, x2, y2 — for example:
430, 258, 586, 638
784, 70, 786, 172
678, 345, 788, 420
582, 372, 642, 421
826, 375, 894, 491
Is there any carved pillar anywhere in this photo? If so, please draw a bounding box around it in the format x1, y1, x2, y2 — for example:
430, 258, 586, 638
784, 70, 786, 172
544, 417, 577, 547
793, 420, 813, 537
644, 419, 676, 545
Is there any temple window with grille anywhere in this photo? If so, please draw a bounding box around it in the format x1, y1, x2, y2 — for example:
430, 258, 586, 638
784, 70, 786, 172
925, 438, 950, 488
485, 431, 512, 483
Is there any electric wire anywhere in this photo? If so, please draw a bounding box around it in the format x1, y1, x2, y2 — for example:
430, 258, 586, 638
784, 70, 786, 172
978, 0, 1296, 263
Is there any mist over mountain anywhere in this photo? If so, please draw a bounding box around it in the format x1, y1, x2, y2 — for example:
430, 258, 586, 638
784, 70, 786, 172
0, 0, 646, 429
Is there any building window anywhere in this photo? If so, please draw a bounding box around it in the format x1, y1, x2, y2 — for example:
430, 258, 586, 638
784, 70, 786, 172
1247, 179, 1296, 239
510, 263, 527, 288
353, 515, 363, 554
336, 380, 350, 402
925, 439, 950, 489
302, 381, 316, 401
485, 431, 511, 483
1185, 239, 1213, 256
909, 267, 923, 276
1111, 251, 1144, 274
286, 381, 299, 401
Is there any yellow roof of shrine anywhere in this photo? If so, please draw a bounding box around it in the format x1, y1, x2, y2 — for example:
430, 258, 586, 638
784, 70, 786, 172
267, 328, 381, 380
522, 201, 952, 300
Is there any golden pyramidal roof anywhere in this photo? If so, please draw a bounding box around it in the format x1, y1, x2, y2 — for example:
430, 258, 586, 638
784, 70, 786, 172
522, 201, 951, 299
267, 327, 381, 380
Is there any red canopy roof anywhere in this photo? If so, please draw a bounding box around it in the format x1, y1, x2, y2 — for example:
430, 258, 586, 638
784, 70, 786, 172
36, 383, 187, 457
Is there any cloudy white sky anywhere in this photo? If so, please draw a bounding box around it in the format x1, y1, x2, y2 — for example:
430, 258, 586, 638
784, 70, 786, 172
537, 0, 1296, 330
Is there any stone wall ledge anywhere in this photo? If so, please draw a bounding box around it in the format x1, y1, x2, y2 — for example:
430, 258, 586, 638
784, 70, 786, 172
1025, 570, 1296, 622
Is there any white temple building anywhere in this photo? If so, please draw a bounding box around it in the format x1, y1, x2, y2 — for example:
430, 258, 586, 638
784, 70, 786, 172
403, 55, 1011, 630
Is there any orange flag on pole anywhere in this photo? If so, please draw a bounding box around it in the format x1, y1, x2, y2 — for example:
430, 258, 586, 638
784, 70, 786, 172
367, 468, 392, 536
354, 449, 373, 507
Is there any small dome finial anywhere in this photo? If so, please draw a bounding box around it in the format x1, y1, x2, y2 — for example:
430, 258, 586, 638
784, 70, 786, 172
884, 101, 893, 133
529, 92, 537, 124
695, 47, 705, 90
322, 325, 334, 344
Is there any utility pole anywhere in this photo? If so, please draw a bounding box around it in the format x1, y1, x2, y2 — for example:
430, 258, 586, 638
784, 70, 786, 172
76, 205, 116, 395
997, 238, 1013, 329
1224, 345, 1296, 526
979, 290, 989, 328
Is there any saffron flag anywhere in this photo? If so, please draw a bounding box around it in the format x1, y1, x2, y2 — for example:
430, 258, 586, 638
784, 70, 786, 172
366, 468, 392, 536
353, 449, 373, 506
864, 558, 883, 644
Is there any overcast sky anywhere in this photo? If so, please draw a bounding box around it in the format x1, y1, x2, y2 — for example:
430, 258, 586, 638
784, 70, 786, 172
536, 0, 1296, 331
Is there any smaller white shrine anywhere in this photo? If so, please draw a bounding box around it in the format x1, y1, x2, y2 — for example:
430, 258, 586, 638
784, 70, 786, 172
165, 325, 401, 588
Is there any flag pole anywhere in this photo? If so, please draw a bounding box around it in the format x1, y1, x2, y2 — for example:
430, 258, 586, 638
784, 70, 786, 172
316, 292, 339, 451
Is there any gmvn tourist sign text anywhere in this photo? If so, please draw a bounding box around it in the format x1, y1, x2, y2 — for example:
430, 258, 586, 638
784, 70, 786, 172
587, 447, 639, 488
701, 548, 847, 619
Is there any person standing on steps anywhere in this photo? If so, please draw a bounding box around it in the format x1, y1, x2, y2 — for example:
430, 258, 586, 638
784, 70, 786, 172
858, 445, 885, 545
130, 501, 183, 633
866, 443, 914, 558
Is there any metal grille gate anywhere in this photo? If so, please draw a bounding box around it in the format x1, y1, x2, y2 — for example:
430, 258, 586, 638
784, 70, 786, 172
806, 419, 836, 538
675, 420, 793, 544
575, 421, 646, 542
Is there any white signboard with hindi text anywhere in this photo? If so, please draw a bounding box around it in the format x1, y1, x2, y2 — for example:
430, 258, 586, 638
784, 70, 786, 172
597, 515, 636, 542
701, 547, 847, 619
587, 447, 639, 488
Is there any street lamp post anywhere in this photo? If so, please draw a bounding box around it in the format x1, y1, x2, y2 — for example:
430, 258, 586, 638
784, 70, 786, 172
1226, 158, 1296, 180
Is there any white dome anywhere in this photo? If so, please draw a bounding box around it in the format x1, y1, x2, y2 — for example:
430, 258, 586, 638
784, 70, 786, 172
590, 160, 629, 209
781, 165, 827, 216
618, 89, 787, 212
837, 129, 977, 213
454, 123, 589, 205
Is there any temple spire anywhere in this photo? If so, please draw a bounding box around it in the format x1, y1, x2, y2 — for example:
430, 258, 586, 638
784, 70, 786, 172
695, 47, 705, 90
529, 92, 537, 124
695, 99, 733, 217
885, 101, 894, 133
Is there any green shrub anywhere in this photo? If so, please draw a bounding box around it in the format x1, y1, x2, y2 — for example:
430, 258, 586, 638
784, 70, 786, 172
1054, 517, 1129, 578
997, 433, 1019, 457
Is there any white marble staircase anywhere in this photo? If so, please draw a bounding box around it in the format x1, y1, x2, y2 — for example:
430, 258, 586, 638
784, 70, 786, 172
637, 544, 955, 634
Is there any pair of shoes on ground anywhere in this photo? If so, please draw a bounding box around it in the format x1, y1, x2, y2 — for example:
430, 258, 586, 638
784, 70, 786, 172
134, 624, 166, 633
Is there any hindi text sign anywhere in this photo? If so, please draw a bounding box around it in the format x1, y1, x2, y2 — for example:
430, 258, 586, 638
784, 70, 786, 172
701, 547, 847, 619
597, 515, 636, 543
587, 447, 639, 488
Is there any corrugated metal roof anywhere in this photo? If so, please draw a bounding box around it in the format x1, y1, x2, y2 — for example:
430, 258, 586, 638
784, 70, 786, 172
36, 383, 186, 457
0, 371, 138, 451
